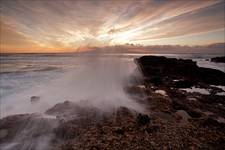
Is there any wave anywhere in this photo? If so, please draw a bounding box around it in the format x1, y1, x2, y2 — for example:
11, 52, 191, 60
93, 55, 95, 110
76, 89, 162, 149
0, 66, 60, 75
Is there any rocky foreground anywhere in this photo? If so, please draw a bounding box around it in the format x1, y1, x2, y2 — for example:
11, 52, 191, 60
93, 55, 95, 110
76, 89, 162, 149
1, 56, 225, 150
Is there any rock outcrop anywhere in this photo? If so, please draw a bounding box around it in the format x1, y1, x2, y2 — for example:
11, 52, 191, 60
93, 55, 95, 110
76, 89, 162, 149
1, 56, 225, 150
211, 56, 225, 63
135, 56, 225, 87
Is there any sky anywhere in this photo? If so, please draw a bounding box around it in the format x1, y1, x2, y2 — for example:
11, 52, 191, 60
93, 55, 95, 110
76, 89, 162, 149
0, 0, 224, 53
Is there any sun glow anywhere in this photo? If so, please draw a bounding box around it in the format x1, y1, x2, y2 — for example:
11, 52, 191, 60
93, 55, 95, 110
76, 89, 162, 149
0, 0, 224, 53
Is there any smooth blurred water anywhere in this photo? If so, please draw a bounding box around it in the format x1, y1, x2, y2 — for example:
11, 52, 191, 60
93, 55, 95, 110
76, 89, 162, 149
0, 53, 224, 117
0, 54, 77, 97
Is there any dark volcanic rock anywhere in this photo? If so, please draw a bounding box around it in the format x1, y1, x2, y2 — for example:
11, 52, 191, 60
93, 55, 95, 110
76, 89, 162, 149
46, 101, 76, 116
137, 114, 150, 126
30, 96, 40, 103
173, 79, 195, 88
2, 55, 225, 150
136, 56, 225, 86
0, 114, 30, 142
54, 121, 79, 139
113, 127, 125, 134
0, 113, 57, 150
200, 117, 225, 129
211, 56, 225, 63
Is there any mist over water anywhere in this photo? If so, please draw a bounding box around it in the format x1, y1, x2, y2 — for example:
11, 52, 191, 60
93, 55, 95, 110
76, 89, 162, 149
0, 114, 57, 150
1, 53, 225, 150
1, 53, 224, 117
1, 54, 147, 150
1, 54, 144, 117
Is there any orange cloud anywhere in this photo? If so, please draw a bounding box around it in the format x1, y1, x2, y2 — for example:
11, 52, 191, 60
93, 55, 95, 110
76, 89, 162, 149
0, 0, 224, 53
0, 22, 41, 53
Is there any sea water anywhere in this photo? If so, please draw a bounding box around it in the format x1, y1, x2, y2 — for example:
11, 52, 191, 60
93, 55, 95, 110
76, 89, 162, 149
0, 53, 224, 117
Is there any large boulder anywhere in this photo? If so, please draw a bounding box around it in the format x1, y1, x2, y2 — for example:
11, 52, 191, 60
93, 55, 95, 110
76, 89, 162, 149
136, 56, 225, 86
211, 56, 225, 63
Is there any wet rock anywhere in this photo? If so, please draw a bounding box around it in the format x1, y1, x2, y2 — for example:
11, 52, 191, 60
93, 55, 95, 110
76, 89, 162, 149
136, 56, 197, 77
172, 100, 187, 110
199, 95, 225, 105
30, 96, 40, 103
149, 77, 163, 86
201, 117, 225, 129
137, 114, 150, 126
126, 86, 146, 95
155, 112, 174, 122
55, 122, 78, 139
114, 107, 134, 122
0, 114, 30, 142
90, 145, 100, 150
136, 56, 225, 86
46, 101, 73, 114
173, 80, 195, 88
0, 129, 8, 139
211, 56, 225, 63
114, 127, 124, 134
1, 55, 225, 149
0, 113, 56, 149
155, 90, 167, 96
59, 141, 76, 150
188, 110, 202, 118
145, 125, 160, 133
187, 97, 197, 101
176, 110, 191, 122
45, 101, 80, 120
137, 85, 146, 89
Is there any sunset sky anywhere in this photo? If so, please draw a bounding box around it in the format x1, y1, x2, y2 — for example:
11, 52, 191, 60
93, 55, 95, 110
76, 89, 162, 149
0, 0, 224, 53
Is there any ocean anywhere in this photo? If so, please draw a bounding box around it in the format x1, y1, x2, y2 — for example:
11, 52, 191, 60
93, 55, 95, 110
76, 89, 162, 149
0, 53, 224, 117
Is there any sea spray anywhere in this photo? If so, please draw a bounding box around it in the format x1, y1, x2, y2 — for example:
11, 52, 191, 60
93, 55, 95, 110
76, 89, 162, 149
0, 113, 58, 150
0, 54, 147, 150
1, 55, 144, 117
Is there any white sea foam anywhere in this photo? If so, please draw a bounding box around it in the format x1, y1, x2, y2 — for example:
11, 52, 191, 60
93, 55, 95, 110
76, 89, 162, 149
210, 85, 225, 91
181, 87, 210, 95
1, 53, 224, 150
1, 55, 144, 117
1, 53, 224, 117
196, 59, 225, 72
1, 54, 146, 150
155, 90, 167, 96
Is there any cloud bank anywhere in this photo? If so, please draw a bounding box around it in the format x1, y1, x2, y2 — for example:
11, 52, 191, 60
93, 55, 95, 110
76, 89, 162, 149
0, 0, 224, 52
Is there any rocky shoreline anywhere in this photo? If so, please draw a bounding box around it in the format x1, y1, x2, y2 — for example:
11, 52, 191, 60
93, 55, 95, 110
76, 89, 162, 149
210, 56, 225, 63
1, 56, 225, 150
